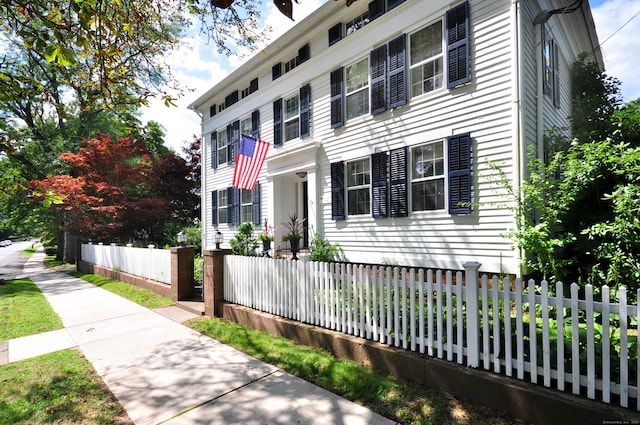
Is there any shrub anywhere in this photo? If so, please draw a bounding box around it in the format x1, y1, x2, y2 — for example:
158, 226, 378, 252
229, 222, 258, 256
309, 232, 341, 262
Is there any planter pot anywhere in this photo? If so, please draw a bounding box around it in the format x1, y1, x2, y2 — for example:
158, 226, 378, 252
262, 240, 272, 257
289, 238, 300, 260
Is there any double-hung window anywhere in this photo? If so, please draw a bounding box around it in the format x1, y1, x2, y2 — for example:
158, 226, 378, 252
410, 21, 444, 98
217, 190, 228, 224
411, 141, 445, 211
345, 58, 370, 120
346, 158, 371, 215
217, 128, 227, 167
240, 189, 253, 223
284, 93, 300, 142
240, 118, 252, 139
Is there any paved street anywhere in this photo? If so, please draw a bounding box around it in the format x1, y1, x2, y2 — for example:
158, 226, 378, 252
0, 240, 33, 280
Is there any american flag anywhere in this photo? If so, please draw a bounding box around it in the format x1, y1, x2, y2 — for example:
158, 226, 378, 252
232, 135, 270, 190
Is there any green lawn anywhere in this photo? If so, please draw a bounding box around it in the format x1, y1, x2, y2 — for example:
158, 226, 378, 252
69, 272, 173, 309
187, 317, 522, 425
0, 350, 132, 424
0, 279, 63, 341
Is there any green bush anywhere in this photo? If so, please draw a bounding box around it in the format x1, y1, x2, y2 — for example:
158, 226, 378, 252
229, 222, 258, 256
309, 232, 341, 262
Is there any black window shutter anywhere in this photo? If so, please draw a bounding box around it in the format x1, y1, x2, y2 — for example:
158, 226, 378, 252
249, 78, 258, 94
328, 23, 342, 46
209, 104, 217, 117
300, 84, 311, 138
272, 63, 282, 80
330, 68, 344, 128
298, 44, 310, 64
227, 121, 240, 163
331, 161, 345, 220
212, 191, 218, 227
226, 123, 233, 163
446, 1, 470, 88
251, 182, 261, 225
370, 44, 387, 115
448, 133, 472, 215
387, 0, 405, 11
211, 132, 218, 170
388, 34, 407, 108
371, 151, 389, 218
368, 0, 385, 21
251, 109, 260, 138
389, 147, 408, 217
273, 99, 283, 146
226, 187, 235, 225
225, 90, 239, 107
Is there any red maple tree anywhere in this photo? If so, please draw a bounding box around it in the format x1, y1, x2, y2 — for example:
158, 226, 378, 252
30, 134, 193, 243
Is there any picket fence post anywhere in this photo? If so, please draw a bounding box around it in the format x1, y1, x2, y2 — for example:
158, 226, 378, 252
463, 261, 481, 368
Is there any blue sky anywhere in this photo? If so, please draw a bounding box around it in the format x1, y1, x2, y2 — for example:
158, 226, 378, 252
145, 0, 640, 152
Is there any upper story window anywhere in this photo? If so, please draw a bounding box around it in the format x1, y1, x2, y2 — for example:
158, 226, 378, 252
273, 84, 311, 146
543, 33, 560, 107
217, 128, 228, 167
284, 93, 300, 142
410, 21, 444, 98
411, 141, 445, 211
346, 11, 370, 36
345, 57, 370, 121
240, 118, 252, 138
346, 158, 371, 216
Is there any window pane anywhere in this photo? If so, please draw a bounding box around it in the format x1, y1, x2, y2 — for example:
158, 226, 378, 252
410, 21, 443, 98
347, 159, 370, 187
346, 89, 369, 120
412, 143, 444, 178
348, 188, 370, 215
411, 58, 443, 97
411, 141, 445, 211
410, 21, 442, 65
285, 95, 299, 120
218, 191, 228, 223
346, 58, 369, 92
285, 118, 300, 142
241, 118, 252, 136
411, 179, 445, 211
217, 129, 227, 166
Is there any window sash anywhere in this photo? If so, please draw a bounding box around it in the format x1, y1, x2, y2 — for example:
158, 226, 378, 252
411, 141, 445, 211
217, 129, 227, 167
410, 21, 444, 97
217, 191, 228, 224
345, 57, 369, 120
347, 158, 371, 216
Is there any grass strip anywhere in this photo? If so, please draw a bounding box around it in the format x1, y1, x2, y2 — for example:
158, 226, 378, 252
0, 349, 132, 425
69, 272, 173, 309
0, 279, 63, 341
186, 317, 521, 425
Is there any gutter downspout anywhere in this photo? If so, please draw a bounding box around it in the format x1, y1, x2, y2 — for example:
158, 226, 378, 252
511, 0, 526, 276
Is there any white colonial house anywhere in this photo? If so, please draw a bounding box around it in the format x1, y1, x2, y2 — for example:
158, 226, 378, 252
189, 0, 602, 275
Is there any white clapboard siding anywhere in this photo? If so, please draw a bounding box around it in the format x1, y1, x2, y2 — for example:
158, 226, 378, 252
224, 255, 640, 411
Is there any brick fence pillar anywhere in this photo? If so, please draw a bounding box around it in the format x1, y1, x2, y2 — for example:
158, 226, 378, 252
171, 246, 194, 302
203, 248, 230, 317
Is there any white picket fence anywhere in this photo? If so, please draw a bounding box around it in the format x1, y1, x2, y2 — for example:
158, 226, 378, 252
224, 255, 640, 410
81, 243, 172, 284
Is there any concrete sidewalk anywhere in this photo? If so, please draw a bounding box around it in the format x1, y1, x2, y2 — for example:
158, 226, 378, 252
2, 251, 397, 425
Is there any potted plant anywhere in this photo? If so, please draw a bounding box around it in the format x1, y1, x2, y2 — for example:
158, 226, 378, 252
257, 218, 274, 256
282, 213, 305, 260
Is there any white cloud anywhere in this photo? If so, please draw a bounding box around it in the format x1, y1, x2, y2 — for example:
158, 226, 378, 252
140, 36, 229, 153
591, 0, 640, 103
